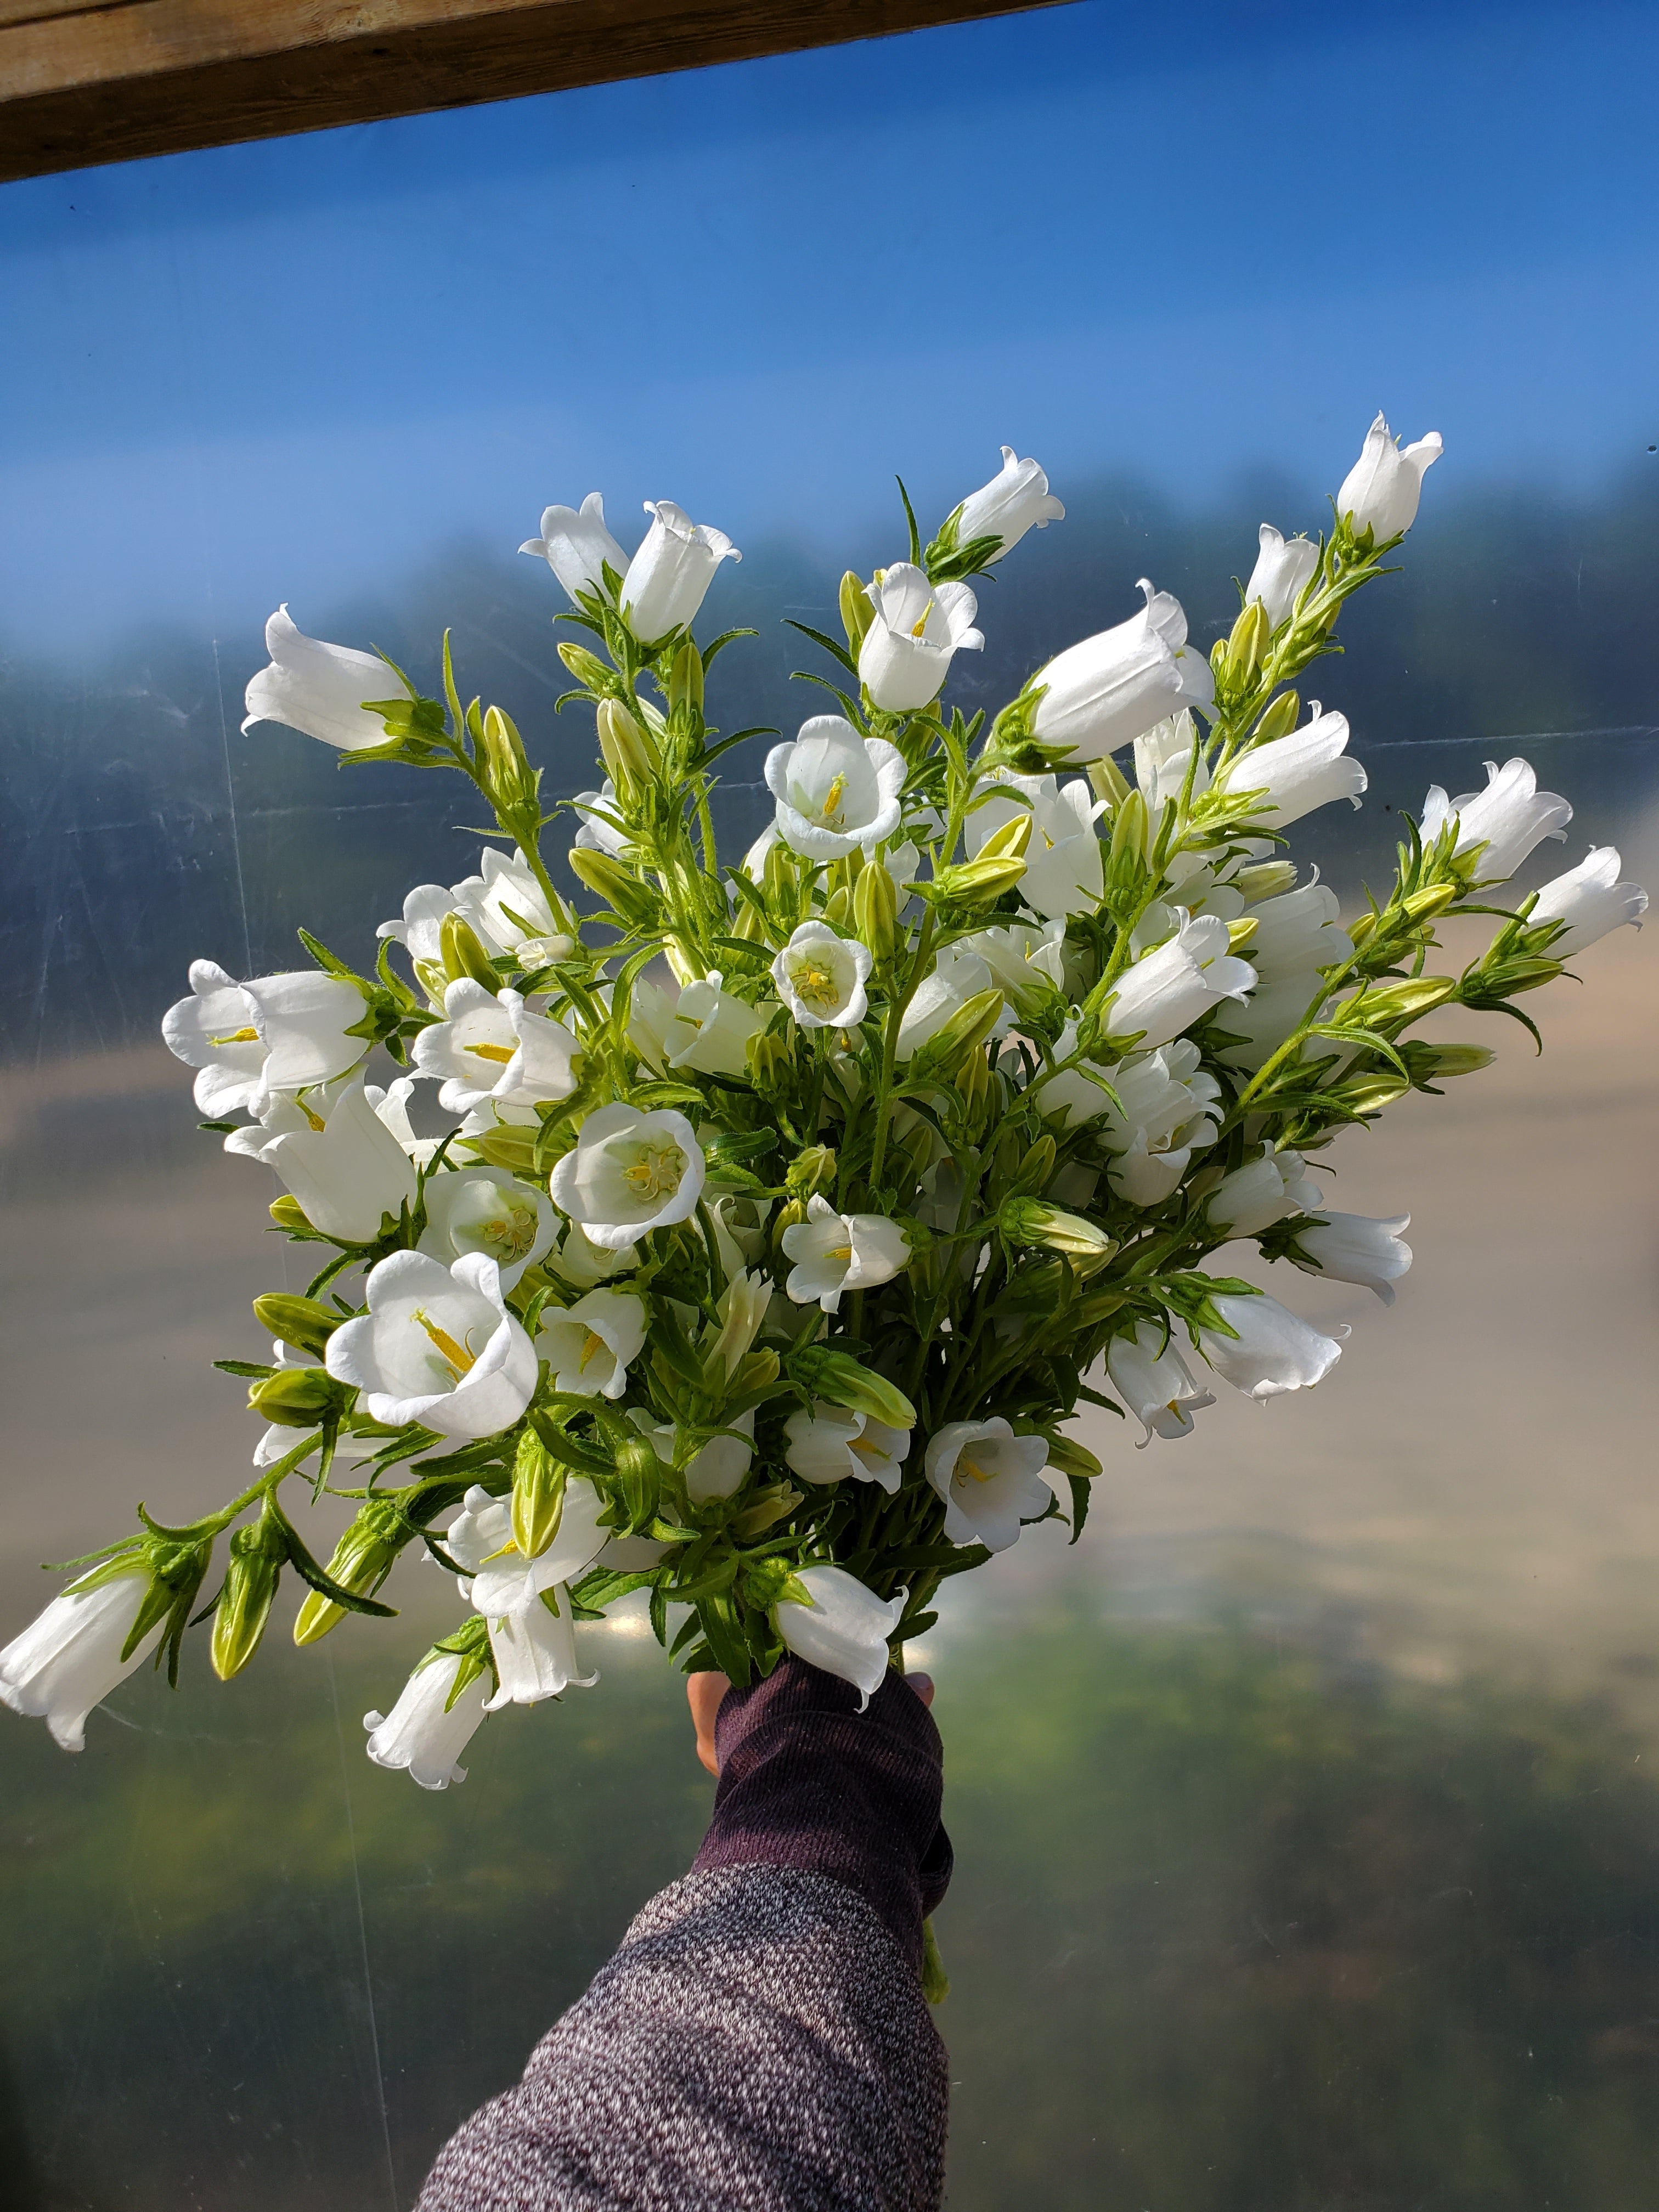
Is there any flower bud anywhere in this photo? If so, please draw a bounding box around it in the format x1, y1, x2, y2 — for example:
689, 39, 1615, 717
1404, 1041, 1496, 1081
748, 1030, 794, 1090
731, 1483, 802, 1538
998, 1198, 1115, 1261
568, 845, 658, 929
441, 911, 499, 989
839, 572, 875, 654
1087, 753, 1132, 808
1349, 975, 1457, 1026
786, 1145, 838, 1198
247, 1366, 352, 1428
269, 1194, 313, 1234
511, 1425, 568, 1559
823, 884, 852, 929
975, 811, 1033, 865
853, 859, 900, 964
1227, 916, 1259, 953
292, 1497, 406, 1646
1108, 788, 1149, 874
1251, 690, 1301, 742
480, 704, 537, 810
1234, 859, 1298, 901
788, 1346, 917, 1430
612, 1436, 661, 1533
770, 1197, 806, 1257
1224, 599, 1270, 687
1330, 1071, 1413, 1114
667, 639, 704, 717
1042, 1432, 1104, 1481
557, 641, 617, 695
251, 1293, 341, 1359
929, 856, 1026, 910
211, 1506, 287, 1681
596, 697, 654, 792
911, 988, 1005, 1079
1006, 1133, 1057, 1197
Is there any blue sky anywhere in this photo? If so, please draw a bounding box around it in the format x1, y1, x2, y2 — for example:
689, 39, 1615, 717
2, 0, 1656, 651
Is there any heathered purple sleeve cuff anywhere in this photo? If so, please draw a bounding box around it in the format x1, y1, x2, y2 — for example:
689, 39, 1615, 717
691, 1657, 952, 1971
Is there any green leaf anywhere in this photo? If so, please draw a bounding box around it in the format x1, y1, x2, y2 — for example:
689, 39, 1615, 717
784, 620, 859, 678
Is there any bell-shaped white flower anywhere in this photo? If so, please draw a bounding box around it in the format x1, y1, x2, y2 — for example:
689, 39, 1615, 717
621, 499, 740, 643
326, 1250, 537, 1437
958, 919, 1067, 1013
1215, 706, 1365, 827
774, 1566, 904, 1707
1106, 1120, 1206, 1206
1102, 912, 1256, 1049
925, 1417, 1053, 1553
1030, 580, 1211, 763
1337, 413, 1443, 540
1208, 1149, 1321, 1238
1134, 710, 1210, 814
969, 771, 1103, 921
665, 973, 766, 1078
520, 492, 629, 603
1243, 877, 1353, 978
250, 1075, 419, 1243
420, 1165, 556, 1289
0, 1571, 162, 1752
551, 1221, 639, 1288
773, 922, 873, 1029
783, 1406, 909, 1493
550, 1103, 706, 1250
538, 1288, 647, 1399
365, 1076, 447, 1169
412, 978, 517, 1114
451, 847, 566, 961
364, 1651, 489, 1790
487, 1593, 600, 1708
375, 883, 458, 983
240, 970, 368, 1093
572, 782, 630, 858
445, 1480, 611, 1614
857, 563, 984, 712
684, 1410, 758, 1504
782, 1195, 910, 1313
1419, 757, 1572, 883
896, 942, 995, 1058
1289, 1210, 1413, 1305
162, 959, 271, 1117
765, 717, 907, 859
242, 605, 393, 751
954, 445, 1065, 561
498, 991, 584, 1106
1246, 524, 1320, 628
1106, 1322, 1216, 1445
1529, 845, 1648, 955
708, 1194, 773, 1284
1197, 1290, 1342, 1400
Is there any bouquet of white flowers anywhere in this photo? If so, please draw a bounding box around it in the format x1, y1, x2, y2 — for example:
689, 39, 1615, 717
3, 421, 1647, 1795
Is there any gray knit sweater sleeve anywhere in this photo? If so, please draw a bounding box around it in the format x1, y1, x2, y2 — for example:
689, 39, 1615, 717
416, 1663, 951, 2212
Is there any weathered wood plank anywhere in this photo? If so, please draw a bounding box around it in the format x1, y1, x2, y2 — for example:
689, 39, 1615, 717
0, 0, 1053, 183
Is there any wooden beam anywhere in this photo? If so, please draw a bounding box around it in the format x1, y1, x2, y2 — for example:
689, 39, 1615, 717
0, 0, 1057, 185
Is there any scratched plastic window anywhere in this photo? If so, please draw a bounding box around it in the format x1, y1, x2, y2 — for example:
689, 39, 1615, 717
2, 2, 1657, 2203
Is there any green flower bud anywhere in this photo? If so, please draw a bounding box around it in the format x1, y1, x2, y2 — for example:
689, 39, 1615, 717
975, 811, 1032, 864
1224, 597, 1270, 686
1404, 1041, 1497, 1081
786, 1145, 838, 1199
1042, 1432, 1104, 1481
251, 1294, 341, 1360
269, 1194, 313, 1234
1350, 975, 1457, 1026
441, 911, 499, 989
853, 860, 899, 964
911, 988, 1005, 1079
211, 1506, 288, 1681
1251, 690, 1301, 742
596, 697, 654, 792
613, 1436, 661, 1533
511, 1425, 568, 1560
1108, 788, 1149, 874
747, 1030, 794, 1090
998, 1198, 1115, 1261
668, 639, 704, 716
788, 1346, 916, 1430
247, 1367, 351, 1429
479, 705, 537, 812
929, 856, 1026, 910
730, 1483, 802, 1539
1087, 753, 1132, 808
557, 641, 617, 694
839, 571, 874, 653
293, 1497, 406, 1646
568, 845, 658, 929
1006, 1133, 1056, 1198
1227, 916, 1259, 953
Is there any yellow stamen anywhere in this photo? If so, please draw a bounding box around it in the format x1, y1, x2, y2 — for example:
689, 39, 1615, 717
828, 1243, 853, 1262
578, 1328, 608, 1372
789, 957, 841, 1011
302, 1103, 326, 1132
622, 1142, 685, 1201
481, 1203, 538, 1260
958, 1455, 996, 1485
412, 1308, 477, 1384
819, 773, 848, 827
465, 1042, 516, 1063
208, 1026, 261, 1046
910, 605, 934, 639
849, 1436, 889, 1468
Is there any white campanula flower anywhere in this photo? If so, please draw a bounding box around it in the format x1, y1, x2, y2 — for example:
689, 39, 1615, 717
1245, 524, 1320, 628
708, 1193, 774, 1283
365, 1076, 446, 1169
239, 1074, 419, 1243
326, 1250, 537, 1437
924, 1418, 1053, 1553
364, 1651, 489, 1790
537, 1288, 647, 1399
857, 563, 984, 712
162, 960, 270, 1118
376, 883, 459, 980
572, 782, 630, 857
1102, 912, 1256, 1050
1208, 1149, 1322, 1238
452, 847, 566, 961
1289, 1210, 1413, 1305
969, 771, 1103, 921
953, 445, 1065, 560
242, 606, 393, 752
1337, 413, 1443, 540
1105, 1322, 1216, 1445
1196, 1290, 1342, 1401
633, 1406, 758, 1504
1134, 710, 1210, 813
631, 972, 764, 1078
1042, 1034, 1220, 1168
551, 1221, 640, 1288
957, 919, 1067, 1013
765, 716, 907, 859
420, 1165, 556, 1289
446, 1480, 612, 1613
0, 1571, 161, 1752
484, 1596, 599, 1708
895, 942, 995, 1059
550, 1103, 706, 1249
1241, 877, 1353, 978
773, 922, 873, 1029
1529, 845, 1648, 955
1419, 757, 1572, 883
1030, 581, 1209, 764
621, 500, 741, 644
240, 970, 368, 1093
784, 1405, 910, 1493
1215, 706, 1366, 827
413, 980, 580, 1116
782, 1195, 910, 1313
519, 493, 630, 603
774, 1566, 905, 1707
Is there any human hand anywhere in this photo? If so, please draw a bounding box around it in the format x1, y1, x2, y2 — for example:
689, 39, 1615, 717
687, 1668, 935, 1776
